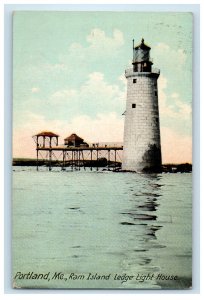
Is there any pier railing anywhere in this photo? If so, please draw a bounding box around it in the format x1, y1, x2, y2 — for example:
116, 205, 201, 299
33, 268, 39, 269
35, 144, 123, 171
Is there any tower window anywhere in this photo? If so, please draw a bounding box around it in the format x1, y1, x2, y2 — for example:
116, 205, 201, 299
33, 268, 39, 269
155, 91, 157, 96
133, 79, 137, 84
132, 103, 136, 108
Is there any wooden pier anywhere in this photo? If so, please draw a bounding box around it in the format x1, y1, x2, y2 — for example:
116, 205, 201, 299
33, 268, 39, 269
36, 145, 123, 171
33, 131, 123, 171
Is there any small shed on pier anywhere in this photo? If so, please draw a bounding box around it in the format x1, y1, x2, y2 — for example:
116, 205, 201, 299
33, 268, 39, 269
64, 133, 87, 147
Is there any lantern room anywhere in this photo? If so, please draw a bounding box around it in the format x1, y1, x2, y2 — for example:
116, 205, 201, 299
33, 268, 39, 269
132, 38, 153, 72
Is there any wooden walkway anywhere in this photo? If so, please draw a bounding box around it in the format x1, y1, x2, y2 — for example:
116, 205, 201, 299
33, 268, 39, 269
36, 146, 123, 171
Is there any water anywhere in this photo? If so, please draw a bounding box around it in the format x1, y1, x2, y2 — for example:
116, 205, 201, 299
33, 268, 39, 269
12, 167, 192, 289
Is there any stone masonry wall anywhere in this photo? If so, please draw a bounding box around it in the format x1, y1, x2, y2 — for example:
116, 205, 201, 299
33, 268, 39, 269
122, 72, 162, 172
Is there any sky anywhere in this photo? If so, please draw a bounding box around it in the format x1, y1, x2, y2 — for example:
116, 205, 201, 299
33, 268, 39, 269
13, 11, 192, 163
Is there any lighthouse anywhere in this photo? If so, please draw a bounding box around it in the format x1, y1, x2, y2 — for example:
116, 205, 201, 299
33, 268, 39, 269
122, 39, 162, 172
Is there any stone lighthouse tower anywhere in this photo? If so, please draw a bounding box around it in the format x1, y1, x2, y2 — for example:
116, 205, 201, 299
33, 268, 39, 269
122, 38, 162, 172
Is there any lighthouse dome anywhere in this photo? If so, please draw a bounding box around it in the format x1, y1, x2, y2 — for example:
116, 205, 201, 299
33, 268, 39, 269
133, 38, 151, 63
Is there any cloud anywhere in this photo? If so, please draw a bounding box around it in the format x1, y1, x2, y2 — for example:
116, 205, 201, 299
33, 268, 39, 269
13, 112, 124, 158
86, 28, 124, 51
158, 74, 191, 121
60, 28, 124, 68
51, 89, 77, 101
157, 72, 192, 157
66, 112, 124, 143
13, 112, 63, 158
158, 74, 167, 107
118, 73, 127, 87
155, 43, 170, 51
171, 92, 179, 98
153, 41, 190, 95
173, 97, 192, 116
31, 87, 40, 93
14, 71, 192, 163
14, 27, 126, 116
45, 63, 67, 71
161, 127, 192, 164
13, 111, 192, 164
49, 71, 126, 117
154, 42, 187, 66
